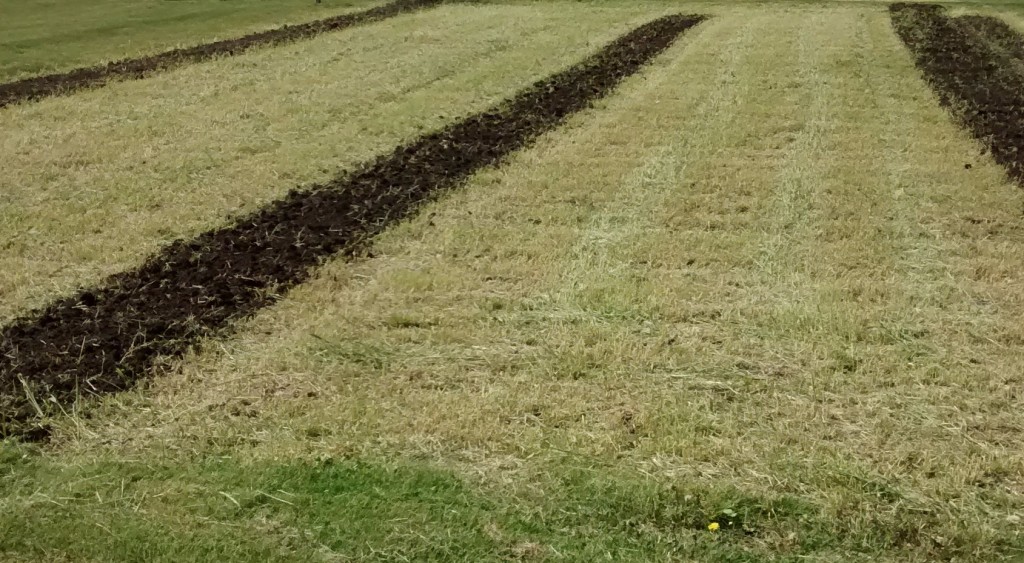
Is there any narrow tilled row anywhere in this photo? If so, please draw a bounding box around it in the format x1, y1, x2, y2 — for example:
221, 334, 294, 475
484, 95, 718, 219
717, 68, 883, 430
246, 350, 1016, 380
0, 14, 706, 439
960, 14, 1024, 62
0, 0, 441, 108
890, 3, 1024, 183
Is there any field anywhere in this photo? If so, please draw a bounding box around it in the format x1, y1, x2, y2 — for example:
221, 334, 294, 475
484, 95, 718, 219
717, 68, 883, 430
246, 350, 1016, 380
3, 0, 1024, 560
0, 0, 381, 81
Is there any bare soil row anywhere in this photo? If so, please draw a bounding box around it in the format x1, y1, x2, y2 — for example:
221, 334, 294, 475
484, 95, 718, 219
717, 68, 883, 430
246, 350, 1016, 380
0, 14, 706, 440
891, 3, 1024, 183
0, 0, 440, 108
960, 14, 1024, 62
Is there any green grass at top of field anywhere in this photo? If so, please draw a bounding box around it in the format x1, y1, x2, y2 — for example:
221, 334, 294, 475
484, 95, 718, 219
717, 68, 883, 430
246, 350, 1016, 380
0, 0, 378, 81
0, 440, 916, 562
3, 0, 1024, 85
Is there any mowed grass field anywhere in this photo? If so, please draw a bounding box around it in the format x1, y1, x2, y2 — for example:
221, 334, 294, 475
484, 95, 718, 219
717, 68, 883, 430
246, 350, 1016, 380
4, 0, 1024, 561
0, 0, 380, 81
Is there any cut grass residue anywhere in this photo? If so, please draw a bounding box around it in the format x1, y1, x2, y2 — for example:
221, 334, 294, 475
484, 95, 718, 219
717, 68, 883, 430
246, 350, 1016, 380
5, 1, 1024, 561
27, 4, 1024, 560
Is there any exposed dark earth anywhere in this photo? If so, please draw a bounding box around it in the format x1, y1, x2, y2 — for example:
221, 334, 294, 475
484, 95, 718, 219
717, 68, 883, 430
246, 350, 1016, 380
0, 14, 705, 439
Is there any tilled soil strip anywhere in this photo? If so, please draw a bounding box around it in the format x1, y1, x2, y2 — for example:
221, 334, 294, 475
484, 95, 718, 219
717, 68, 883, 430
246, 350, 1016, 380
0, 14, 705, 439
890, 3, 1024, 183
0, 0, 440, 109
960, 14, 1024, 62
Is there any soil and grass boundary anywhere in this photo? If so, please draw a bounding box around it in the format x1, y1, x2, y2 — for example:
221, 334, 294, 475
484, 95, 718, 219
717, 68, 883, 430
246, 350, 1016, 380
0, 14, 706, 439
891, 3, 1024, 183
0, 0, 441, 108
960, 13, 1024, 61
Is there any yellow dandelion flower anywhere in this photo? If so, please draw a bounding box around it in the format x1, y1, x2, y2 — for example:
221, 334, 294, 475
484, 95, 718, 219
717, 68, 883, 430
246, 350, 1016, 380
708, 522, 720, 532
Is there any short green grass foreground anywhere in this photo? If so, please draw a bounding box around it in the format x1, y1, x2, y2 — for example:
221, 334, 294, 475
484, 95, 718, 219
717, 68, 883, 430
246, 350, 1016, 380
0, 443, 980, 561
4, 0, 1024, 561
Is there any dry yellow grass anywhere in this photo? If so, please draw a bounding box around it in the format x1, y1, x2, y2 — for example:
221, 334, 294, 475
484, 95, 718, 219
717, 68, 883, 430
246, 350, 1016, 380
6, 2, 1024, 559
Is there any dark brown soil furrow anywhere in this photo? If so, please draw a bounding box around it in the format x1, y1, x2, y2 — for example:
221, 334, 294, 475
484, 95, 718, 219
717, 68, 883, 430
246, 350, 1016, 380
961, 14, 1024, 62
0, 0, 441, 109
890, 4, 1024, 182
0, 14, 705, 439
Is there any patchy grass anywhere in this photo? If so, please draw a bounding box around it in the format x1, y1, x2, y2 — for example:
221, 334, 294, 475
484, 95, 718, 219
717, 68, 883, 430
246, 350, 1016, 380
0, 443, 501, 561
0, 441, 962, 561
5, 1, 1024, 561
0, 0, 379, 81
